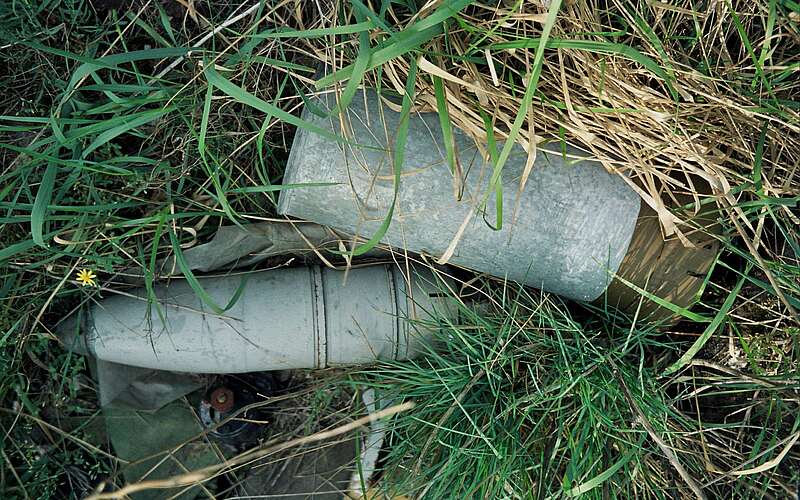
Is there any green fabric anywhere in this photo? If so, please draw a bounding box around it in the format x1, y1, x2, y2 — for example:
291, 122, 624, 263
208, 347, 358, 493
104, 399, 220, 499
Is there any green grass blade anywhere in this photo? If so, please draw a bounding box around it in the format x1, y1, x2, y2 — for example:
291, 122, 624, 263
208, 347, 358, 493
432, 75, 457, 175
490, 38, 673, 94
179, 108, 237, 222
126, 11, 173, 49
347, 58, 418, 257
228, 182, 338, 194
632, 13, 677, 99
168, 229, 239, 315
315, 0, 472, 89
156, 2, 177, 44
143, 210, 168, 327
351, 0, 395, 34
49, 113, 68, 145
316, 25, 442, 89
0, 238, 39, 262
59, 47, 189, 110
31, 163, 58, 247
81, 107, 173, 158
479, 109, 503, 229
239, 57, 315, 73
564, 450, 634, 496
752, 123, 767, 194
204, 66, 364, 148
251, 21, 374, 40
662, 269, 749, 376
254, 73, 289, 193
727, 3, 778, 103
198, 82, 213, 160
608, 271, 712, 323
721, 260, 800, 310
331, 6, 372, 115
483, 0, 562, 229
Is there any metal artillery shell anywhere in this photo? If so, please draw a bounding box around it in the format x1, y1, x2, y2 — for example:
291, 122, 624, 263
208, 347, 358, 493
62, 264, 451, 373
278, 90, 641, 302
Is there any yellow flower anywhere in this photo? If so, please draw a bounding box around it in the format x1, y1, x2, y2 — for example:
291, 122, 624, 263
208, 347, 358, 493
76, 268, 97, 287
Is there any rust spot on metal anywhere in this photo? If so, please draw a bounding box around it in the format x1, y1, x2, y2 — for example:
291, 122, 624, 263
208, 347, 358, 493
209, 387, 234, 413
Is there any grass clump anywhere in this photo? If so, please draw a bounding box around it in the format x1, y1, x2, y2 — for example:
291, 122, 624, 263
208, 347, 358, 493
355, 286, 799, 498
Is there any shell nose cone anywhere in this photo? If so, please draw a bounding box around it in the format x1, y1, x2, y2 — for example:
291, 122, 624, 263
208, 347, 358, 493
55, 311, 90, 356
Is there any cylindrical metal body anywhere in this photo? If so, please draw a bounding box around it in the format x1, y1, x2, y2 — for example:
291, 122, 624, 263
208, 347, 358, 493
66, 264, 450, 373
278, 90, 642, 302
